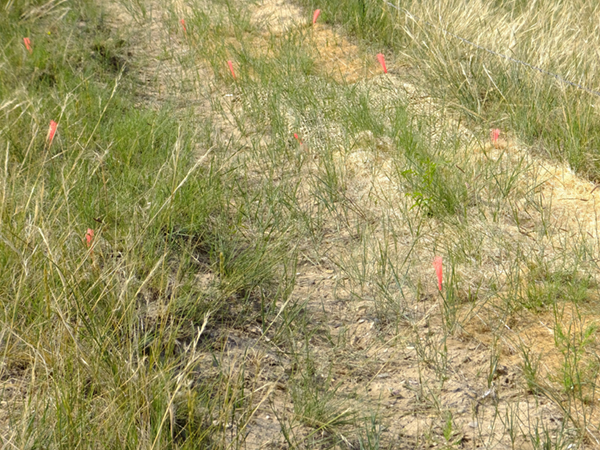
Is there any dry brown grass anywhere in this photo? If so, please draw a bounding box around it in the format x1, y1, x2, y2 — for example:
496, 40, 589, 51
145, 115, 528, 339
4, 0, 600, 448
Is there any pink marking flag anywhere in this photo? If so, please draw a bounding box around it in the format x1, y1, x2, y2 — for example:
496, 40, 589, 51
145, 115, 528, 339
376, 53, 387, 73
180, 19, 186, 32
294, 133, 303, 145
47, 120, 58, 146
85, 228, 94, 248
312, 9, 321, 25
491, 128, 500, 145
227, 60, 236, 79
23, 37, 32, 53
433, 256, 443, 291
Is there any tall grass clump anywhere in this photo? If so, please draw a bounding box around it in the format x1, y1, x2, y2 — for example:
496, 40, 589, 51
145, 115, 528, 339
295, 0, 600, 179
0, 1, 295, 447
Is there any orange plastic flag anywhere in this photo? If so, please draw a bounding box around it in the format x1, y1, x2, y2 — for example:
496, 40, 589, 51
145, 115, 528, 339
376, 53, 387, 73
312, 9, 321, 25
433, 256, 443, 291
490, 128, 500, 144
23, 37, 32, 53
47, 120, 58, 145
227, 60, 236, 79
294, 133, 303, 145
85, 228, 94, 248
180, 19, 186, 32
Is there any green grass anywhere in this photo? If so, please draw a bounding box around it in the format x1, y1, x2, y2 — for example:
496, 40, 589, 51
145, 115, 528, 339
0, 1, 294, 447
3, 0, 600, 448
296, 0, 600, 180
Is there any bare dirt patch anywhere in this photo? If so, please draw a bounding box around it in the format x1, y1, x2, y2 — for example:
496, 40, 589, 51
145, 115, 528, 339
232, 0, 600, 445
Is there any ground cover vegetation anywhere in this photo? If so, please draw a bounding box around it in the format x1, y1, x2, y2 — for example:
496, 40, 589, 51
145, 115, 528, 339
3, 0, 600, 448
298, 0, 600, 180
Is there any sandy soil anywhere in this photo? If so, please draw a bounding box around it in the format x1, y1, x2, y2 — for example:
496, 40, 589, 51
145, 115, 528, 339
4, 0, 599, 447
